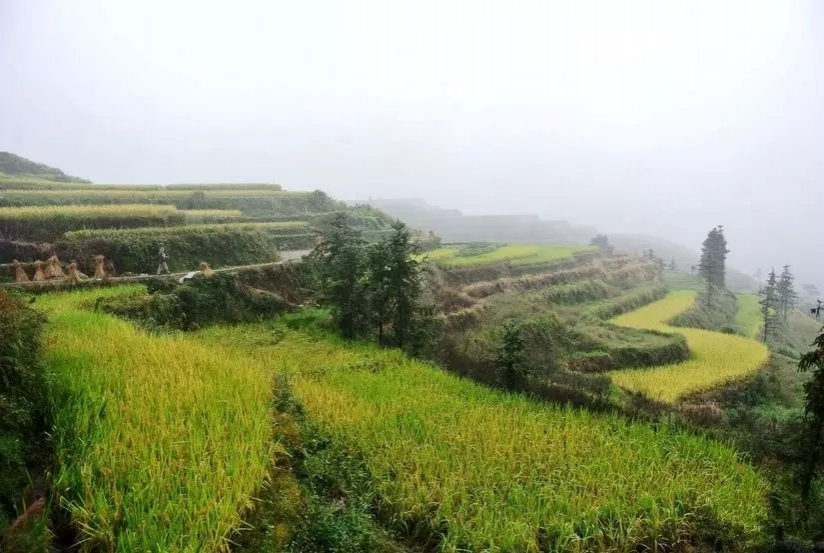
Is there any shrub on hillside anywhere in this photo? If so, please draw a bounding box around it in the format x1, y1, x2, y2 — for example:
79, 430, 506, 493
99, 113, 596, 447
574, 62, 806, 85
0, 290, 46, 527
103, 272, 295, 330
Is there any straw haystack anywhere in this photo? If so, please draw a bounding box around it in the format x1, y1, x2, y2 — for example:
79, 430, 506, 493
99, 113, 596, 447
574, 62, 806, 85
66, 262, 88, 285
12, 260, 30, 283
45, 256, 66, 279
32, 260, 46, 281
94, 255, 107, 279
199, 261, 216, 276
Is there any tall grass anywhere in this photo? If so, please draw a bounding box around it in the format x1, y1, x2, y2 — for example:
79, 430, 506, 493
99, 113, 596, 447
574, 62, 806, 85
38, 288, 274, 552
609, 290, 770, 402
195, 321, 768, 552
735, 293, 762, 338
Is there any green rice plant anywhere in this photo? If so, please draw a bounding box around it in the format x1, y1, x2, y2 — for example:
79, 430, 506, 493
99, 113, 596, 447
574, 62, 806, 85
63, 220, 308, 240
437, 244, 595, 269
38, 287, 274, 552
194, 320, 768, 552
415, 246, 459, 262
735, 293, 762, 338
609, 290, 770, 402
0, 204, 185, 241
182, 209, 244, 223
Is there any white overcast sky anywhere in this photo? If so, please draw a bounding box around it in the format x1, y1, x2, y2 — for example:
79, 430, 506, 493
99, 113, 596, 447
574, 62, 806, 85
1, 1, 823, 285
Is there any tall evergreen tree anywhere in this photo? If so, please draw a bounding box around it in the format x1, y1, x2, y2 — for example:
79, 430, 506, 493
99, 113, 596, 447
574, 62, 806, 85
759, 268, 780, 342
698, 226, 730, 307
777, 265, 798, 321
383, 221, 423, 350
494, 318, 528, 391
308, 213, 368, 339
798, 326, 824, 502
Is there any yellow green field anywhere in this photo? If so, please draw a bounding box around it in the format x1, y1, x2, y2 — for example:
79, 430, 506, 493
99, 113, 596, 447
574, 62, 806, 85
63, 219, 308, 240
38, 286, 768, 551
609, 290, 770, 402
194, 320, 767, 552
735, 293, 762, 338
0, 203, 179, 219
38, 288, 274, 552
423, 243, 595, 268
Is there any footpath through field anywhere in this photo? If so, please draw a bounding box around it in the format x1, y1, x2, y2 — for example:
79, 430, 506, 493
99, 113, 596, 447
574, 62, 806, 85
608, 290, 769, 402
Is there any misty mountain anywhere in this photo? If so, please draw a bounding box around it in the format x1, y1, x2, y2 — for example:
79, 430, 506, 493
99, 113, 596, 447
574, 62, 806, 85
362, 198, 598, 245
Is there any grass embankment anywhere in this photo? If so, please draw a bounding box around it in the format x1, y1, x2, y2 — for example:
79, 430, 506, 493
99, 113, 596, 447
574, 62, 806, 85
424, 244, 595, 268
195, 320, 768, 552
609, 290, 770, 402
37, 288, 273, 552
735, 293, 762, 338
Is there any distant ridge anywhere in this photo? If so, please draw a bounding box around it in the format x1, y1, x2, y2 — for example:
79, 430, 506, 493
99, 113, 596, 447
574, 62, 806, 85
0, 151, 89, 183
360, 198, 598, 245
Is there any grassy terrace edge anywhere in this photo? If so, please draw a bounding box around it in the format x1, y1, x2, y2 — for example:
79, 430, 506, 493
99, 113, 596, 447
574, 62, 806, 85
608, 290, 770, 402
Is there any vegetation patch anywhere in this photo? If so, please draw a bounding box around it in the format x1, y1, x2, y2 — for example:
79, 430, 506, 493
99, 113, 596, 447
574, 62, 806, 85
735, 293, 762, 338
37, 287, 274, 552
436, 243, 595, 269
194, 319, 768, 552
0, 204, 185, 242
609, 290, 770, 402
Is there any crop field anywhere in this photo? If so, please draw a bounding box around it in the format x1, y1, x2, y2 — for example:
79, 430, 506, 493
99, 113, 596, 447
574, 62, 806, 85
37, 288, 274, 552
193, 320, 767, 552
63, 219, 309, 240
735, 293, 762, 338
428, 243, 595, 268
609, 290, 770, 402
182, 208, 245, 222
0, 203, 180, 219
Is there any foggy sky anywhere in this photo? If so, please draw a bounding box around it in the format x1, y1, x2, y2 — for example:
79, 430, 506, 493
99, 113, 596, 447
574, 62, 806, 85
1, 1, 823, 287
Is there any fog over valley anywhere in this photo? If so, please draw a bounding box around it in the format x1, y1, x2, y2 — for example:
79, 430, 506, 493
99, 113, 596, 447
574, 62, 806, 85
2, 0, 822, 287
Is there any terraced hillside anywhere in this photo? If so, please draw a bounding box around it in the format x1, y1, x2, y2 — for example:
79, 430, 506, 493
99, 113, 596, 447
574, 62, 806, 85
609, 291, 770, 402
0, 168, 394, 275
36, 286, 768, 551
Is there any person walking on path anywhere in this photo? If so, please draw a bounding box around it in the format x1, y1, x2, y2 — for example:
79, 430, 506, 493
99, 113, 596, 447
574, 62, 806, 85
157, 247, 170, 275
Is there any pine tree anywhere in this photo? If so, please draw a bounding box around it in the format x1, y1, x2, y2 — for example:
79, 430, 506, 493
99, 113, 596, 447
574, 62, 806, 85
698, 226, 730, 307
383, 221, 423, 350
495, 318, 528, 391
308, 213, 368, 339
798, 326, 824, 502
759, 268, 780, 342
777, 265, 798, 321
669, 258, 677, 271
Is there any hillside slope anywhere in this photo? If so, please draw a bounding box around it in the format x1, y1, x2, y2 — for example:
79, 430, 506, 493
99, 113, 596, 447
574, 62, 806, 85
0, 151, 88, 183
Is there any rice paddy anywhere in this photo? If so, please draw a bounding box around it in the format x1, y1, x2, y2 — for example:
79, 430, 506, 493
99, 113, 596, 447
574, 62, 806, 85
63, 220, 309, 240
609, 290, 770, 402
0, 203, 180, 219
424, 243, 596, 268
38, 288, 274, 552
192, 320, 768, 552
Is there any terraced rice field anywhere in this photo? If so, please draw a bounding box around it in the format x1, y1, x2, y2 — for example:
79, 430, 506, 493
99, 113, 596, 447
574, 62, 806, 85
194, 320, 767, 552
38, 288, 274, 552
39, 286, 769, 552
609, 290, 770, 402
735, 293, 762, 338
424, 243, 595, 268
63, 220, 309, 240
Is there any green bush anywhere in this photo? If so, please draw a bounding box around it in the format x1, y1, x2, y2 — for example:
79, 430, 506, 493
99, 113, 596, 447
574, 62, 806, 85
103, 273, 293, 330
0, 290, 46, 525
